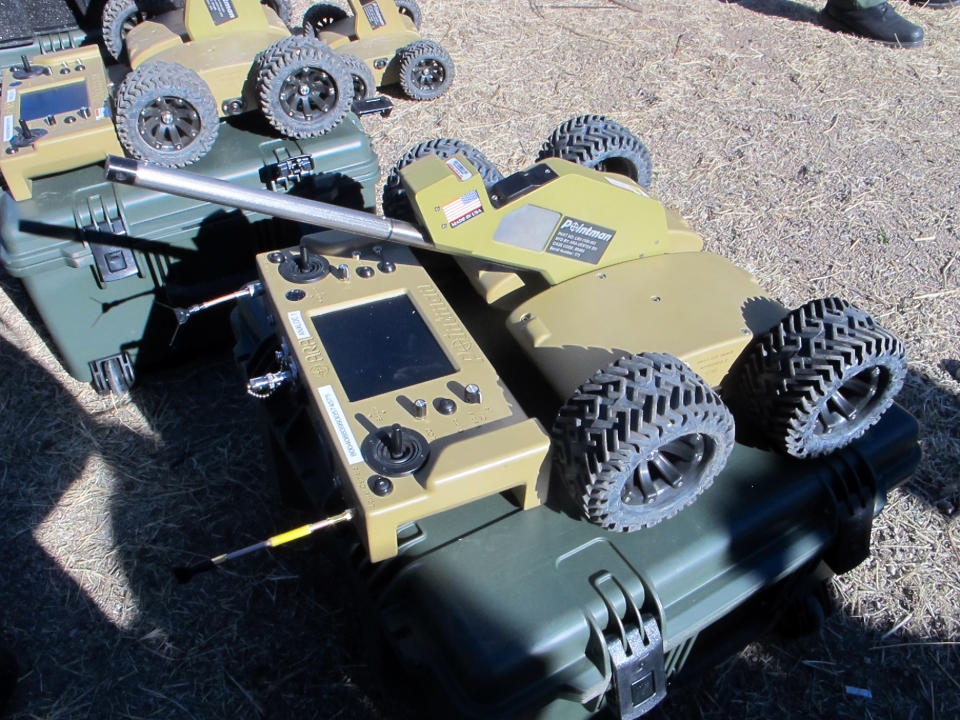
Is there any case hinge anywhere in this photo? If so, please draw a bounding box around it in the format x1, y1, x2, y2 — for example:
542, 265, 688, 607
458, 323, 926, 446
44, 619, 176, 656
260, 155, 316, 192
822, 453, 878, 574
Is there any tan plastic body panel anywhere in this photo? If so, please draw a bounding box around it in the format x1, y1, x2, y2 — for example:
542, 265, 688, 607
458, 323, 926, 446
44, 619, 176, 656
145, 32, 287, 110
402, 155, 701, 285
505, 252, 788, 393
125, 20, 183, 63
184, 0, 277, 39
256, 239, 549, 562
0, 47, 122, 200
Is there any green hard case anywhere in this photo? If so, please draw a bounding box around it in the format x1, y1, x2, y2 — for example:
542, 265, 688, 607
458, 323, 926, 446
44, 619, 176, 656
0, 114, 378, 387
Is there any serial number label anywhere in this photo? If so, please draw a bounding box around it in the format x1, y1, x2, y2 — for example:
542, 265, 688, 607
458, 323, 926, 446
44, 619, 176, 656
204, 0, 237, 25
362, 0, 386, 29
545, 216, 615, 264
318, 385, 363, 464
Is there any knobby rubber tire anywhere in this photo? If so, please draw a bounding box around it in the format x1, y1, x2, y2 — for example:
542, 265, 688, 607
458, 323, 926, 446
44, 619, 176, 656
263, 0, 293, 26
398, 39, 454, 100
395, 0, 422, 29
101, 0, 142, 60
338, 53, 376, 99
115, 62, 219, 166
537, 114, 653, 189
552, 352, 735, 532
732, 297, 906, 458
258, 35, 353, 138
302, 2, 349, 35
381, 138, 502, 220
102, 0, 187, 59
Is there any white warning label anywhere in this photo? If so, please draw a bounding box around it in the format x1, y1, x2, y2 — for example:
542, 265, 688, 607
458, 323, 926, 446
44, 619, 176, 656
6, 88, 15, 103
2, 116, 12, 143
605, 176, 649, 197
318, 385, 364, 465
287, 310, 311, 340
445, 157, 473, 181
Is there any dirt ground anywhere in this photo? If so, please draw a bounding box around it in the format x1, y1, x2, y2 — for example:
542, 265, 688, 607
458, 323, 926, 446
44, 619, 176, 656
1, 0, 959, 718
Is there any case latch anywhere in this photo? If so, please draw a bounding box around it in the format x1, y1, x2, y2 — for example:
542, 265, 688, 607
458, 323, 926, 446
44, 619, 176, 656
260, 155, 316, 192
607, 614, 666, 719
81, 201, 137, 283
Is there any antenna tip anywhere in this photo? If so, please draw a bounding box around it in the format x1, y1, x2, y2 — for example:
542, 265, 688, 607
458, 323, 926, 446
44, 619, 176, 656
105, 156, 139, 183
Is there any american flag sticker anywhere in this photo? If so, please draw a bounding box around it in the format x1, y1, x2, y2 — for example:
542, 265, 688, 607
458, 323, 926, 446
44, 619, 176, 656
442, 189, 483, 227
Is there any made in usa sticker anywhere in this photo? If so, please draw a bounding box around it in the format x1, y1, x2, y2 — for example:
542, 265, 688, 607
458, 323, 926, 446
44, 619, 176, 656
442, 189, 483, 228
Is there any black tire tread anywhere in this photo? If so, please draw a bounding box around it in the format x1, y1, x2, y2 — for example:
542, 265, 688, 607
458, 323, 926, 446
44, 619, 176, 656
101, 0, 141, 60
338, 53, 376, 99
302, 1, 348, 34
537, 114, 653, 189
735, 297, 906, 458
263, 0, 293, 26
552, 353, 735, 532
395, 0, 422, 29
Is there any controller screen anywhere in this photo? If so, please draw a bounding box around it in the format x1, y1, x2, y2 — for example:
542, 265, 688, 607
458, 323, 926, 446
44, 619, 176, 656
20, 82, 90, 122
312, 294, 456, 401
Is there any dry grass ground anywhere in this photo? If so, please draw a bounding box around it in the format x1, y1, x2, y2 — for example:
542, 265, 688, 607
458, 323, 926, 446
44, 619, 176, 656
1, 0, 959, 718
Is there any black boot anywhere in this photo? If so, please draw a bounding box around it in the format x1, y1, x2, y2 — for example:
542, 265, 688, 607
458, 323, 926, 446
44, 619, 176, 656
821, 2, 924, 47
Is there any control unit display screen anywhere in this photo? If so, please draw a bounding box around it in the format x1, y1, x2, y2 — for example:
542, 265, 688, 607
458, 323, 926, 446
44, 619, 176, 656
312, 295, 456, 402
20, 82, 90, 122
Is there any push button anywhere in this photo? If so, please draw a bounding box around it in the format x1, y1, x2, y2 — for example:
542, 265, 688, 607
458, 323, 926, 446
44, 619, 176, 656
104, 250, 128, 273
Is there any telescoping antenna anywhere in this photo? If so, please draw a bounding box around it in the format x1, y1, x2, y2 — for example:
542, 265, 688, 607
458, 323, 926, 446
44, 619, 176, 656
173, 510, 354, 583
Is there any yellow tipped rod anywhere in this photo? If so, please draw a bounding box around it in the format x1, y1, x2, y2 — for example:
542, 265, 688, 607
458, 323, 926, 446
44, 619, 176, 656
173, 510, 354, 584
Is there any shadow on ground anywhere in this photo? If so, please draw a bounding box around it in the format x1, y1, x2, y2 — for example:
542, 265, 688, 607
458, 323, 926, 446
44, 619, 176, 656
717, 0, 823, 24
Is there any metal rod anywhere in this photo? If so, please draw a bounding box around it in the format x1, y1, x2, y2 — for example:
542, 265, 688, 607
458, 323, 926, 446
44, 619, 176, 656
104, 156, 427, 249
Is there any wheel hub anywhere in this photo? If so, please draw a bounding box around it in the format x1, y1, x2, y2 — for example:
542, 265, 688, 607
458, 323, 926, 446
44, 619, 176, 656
414, 59, 444, 89
620, 432, 712, 507
279, 67, 337, 121
812, 365, 890, 436
138, 96, 201, 152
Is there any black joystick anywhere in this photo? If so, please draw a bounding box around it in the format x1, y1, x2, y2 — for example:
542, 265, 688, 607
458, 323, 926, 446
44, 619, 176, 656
12, 54, 48, 79
9, 118, 48, 149
277, 243, 330, 283
388, 424, 406, 459
362, 424, 430, 477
